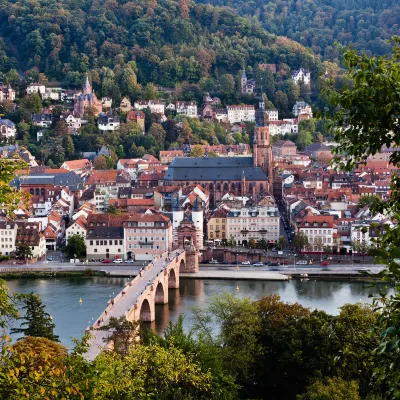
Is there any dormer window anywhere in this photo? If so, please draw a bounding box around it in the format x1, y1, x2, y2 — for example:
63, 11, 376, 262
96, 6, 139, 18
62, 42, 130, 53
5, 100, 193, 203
305, 222, 309, 227
323, 222, 327, 227
314, 222, 318, 227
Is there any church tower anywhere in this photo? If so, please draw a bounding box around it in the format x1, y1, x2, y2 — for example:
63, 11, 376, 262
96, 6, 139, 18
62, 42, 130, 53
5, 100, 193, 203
241, 70, 247, 93
253, 89, 273, 191
83, 74, 92, 94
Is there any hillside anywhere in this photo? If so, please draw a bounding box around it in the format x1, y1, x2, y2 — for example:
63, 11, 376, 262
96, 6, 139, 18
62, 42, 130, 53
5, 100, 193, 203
0, 0, 322, 85
196, 0, 400, 59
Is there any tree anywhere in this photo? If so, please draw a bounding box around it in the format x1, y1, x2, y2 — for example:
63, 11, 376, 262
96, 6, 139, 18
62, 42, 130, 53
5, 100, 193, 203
94, 155, 108, 170
293, 232, 309, 253
276, 236, 288, 250
54, 120, 68, 136
11, 293, 59, 341
298, 377, 360, 400
107, 204, 121, 215
179, 120, 193, 144
99, 316, 140, 356
148, 123, 166, 143
15, 244, 33, 260
64, 234, 86, 259
296, 130, 313, 150
249, 238, 257, 249
324, 41, 400, 397
357, 195, 381, 209
220, 74, 235, 96
189, 144, 205, 157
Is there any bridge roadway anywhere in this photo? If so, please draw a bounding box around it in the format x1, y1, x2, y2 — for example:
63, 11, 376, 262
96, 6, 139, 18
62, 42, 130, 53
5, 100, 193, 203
85, 249, 185, 361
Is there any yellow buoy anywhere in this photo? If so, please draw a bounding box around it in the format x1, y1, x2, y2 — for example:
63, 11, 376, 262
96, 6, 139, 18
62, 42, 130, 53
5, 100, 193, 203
79, 298, 82, 304
236, 286, 240, 291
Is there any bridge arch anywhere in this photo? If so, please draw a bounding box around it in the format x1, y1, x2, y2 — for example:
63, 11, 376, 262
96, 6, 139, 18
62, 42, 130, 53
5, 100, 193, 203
155, 281, 166, 304
168, 268, 177, 288
179, 259, 186, 273
140, 298, 152, 322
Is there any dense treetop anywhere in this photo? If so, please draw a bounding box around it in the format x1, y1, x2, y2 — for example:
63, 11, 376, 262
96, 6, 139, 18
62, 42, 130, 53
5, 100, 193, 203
196, 0, 400, 59
0, 0, 321, 84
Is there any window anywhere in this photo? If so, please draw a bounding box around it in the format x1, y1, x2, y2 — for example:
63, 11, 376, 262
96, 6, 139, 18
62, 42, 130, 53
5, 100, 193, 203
90, 241, 93, 245
94, 249, 97, 252
96, 241, 99, 246
119, 240, 123, 245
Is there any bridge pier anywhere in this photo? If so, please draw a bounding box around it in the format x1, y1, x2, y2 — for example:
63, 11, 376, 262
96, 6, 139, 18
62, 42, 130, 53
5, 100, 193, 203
155, 280, 169, 304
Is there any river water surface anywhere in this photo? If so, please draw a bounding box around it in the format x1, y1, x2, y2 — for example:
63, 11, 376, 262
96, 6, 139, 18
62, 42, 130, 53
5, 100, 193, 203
6, 277, 390, 348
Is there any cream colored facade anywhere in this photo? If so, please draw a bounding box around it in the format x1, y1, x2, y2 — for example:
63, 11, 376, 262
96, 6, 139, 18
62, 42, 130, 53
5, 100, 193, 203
226, 206, 280, 245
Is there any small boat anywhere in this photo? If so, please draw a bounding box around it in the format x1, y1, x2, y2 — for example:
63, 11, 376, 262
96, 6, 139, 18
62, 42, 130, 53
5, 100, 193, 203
236, 286, 240, 291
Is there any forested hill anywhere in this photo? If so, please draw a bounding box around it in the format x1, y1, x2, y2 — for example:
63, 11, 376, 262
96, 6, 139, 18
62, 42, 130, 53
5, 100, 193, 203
196, 0, 400, 59
0, 0, 321, 86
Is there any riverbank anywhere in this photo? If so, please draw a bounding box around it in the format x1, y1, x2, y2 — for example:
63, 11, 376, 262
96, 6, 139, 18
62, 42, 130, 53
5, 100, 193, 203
0, 269, 106, 279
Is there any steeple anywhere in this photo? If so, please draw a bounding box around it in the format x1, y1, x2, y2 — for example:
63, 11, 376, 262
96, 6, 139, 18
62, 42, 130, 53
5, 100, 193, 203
192, 196, 203, 212
255, 88, 269, 127
172, 195, 180, 211
83, 73, 92, 94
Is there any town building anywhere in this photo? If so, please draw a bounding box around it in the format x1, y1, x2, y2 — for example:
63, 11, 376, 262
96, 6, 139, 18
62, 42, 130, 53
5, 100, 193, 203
226, 105, 255, 124
15, 221, 46, 259
127, 110, 145, 132
74, 75, 103, 117
265, 109, 278, 121
0, 220, 17, 255
240, 70, 256, 94
292, 101, 312, 117
98, 113, 120, 131
296, 214, 337, 252
66, 216, 87, 244
32, 114, 52, 128
272, 140, 297, 157
0, 84, 15, 101
164, 92, 272, 206
60, 159, 93, 178
292, 68, 311, 86
134, 100, 165, 115
27, 83, 46, 95
0, 119, 16, 139
176, 101, 197, 118
86, 227, 124, 260
159, 150, 185, 164
120, 97, 131, 112
124, 212, 172, 260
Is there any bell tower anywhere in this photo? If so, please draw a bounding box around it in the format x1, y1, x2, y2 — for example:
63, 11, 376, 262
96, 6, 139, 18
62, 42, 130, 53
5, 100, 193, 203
254, 89, 273, 191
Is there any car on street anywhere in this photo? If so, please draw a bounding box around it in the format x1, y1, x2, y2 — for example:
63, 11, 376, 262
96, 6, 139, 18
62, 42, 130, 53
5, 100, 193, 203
209, 260, 219, 264
270, 262, 280, 266
125, 259, 135, 263
320, 261, 329, 267
47, 256, 53, 261
277, 251, 283, 255
296, 260, 308, 265
102, 259, 112, 264
252, 262, 264, 266
241, 261, 251, 265
113, 259, 123, 264
353, 259, 361, 264
264, 261, 271, 266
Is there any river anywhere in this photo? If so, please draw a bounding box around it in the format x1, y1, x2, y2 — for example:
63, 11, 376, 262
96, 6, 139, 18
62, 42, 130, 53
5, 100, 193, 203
5, 277, 390, 348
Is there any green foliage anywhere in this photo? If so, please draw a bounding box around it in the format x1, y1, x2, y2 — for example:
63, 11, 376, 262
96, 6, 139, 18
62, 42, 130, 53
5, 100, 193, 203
11, 293, 59, 342
357, 195, 381, 209
64, 234, 86, 259
293, 231, 310, 252
198, 0, 399, 58
298, 377, 360, 400
15, 245, 32, 260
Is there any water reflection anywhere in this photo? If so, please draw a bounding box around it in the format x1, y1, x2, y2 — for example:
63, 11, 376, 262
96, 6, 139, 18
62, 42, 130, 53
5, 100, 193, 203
6, 277, 393, 347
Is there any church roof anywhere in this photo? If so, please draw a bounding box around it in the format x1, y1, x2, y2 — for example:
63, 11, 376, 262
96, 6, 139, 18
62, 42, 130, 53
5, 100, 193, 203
164, 157, 267, 181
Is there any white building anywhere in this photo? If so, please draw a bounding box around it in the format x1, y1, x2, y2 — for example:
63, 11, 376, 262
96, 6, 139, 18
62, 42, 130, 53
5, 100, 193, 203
27, 83, 46, 95
215, 205, 280, 246
86, 226, 124, 260
66, 216, 87, 244
62, 114, 84, 131
0, 119, 16, 139
0, 220, 17, 255
214, 109, 228, 123
269, 120, 298, 136
0, 84, 16, 101
101, 97, 113, 109
266, 109, 278, 121
42, 88, 62, 101
296, 215, 337, 252
176, 101, 197, 118
134, 100, 165, 115
292, 68, 311, 86
16, 222, 47, 259
292, 101, 311, 117
226, 105, 255, 124
98, 114, 120, 131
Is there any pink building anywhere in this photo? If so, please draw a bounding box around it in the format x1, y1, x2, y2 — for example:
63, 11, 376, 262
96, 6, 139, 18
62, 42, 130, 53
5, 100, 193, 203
124, 213, 172, 261
74, 75, 103, 117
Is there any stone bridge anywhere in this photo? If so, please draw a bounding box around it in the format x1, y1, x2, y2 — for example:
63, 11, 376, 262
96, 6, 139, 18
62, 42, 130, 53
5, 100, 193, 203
85, 248, 199, 360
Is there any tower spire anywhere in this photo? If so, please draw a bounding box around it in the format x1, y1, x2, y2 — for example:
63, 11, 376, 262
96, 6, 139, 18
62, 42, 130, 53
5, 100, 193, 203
83, 73, 92, 94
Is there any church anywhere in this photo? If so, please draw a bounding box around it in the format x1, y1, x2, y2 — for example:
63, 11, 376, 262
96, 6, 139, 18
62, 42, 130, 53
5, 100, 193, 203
163, 92, 273, 207
74, 74, 103, 117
